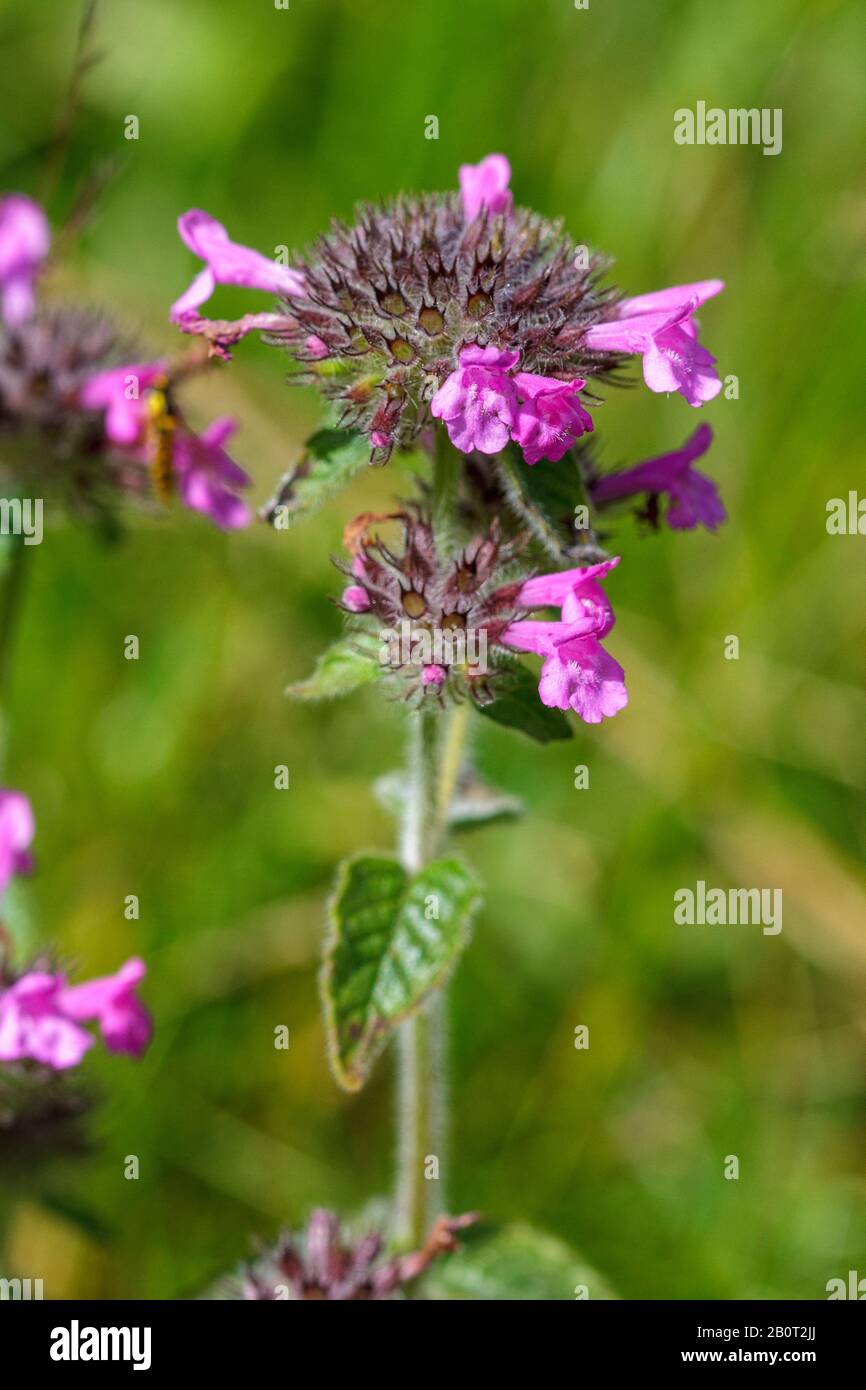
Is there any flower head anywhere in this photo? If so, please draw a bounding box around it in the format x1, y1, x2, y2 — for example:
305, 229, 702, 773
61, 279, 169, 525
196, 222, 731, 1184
511, 371, 593, 464
431, 344, 519, 454
501, 558, 627, 723
0, 789, 34, 900
592, 423, 725, 531
79, 360, 167, 446
80, 362, 251, 530
171, 417, 251, 530
336, 508, 525, 703
459, 153, 513, 222
0, 194, 50, 326
233, 1210, 477, 1301
59, 957, 152, 1057
171, 210, 305, 326
584, 279, 723, 407
0, 973, 94, 1071
250, 167, 621, 459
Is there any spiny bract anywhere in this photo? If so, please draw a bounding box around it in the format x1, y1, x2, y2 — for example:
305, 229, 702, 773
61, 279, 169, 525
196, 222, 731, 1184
273, 194, 623, 460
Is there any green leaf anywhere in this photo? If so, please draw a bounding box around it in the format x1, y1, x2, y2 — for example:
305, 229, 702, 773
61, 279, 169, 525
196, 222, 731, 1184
496, 442, 589, 559
322, 854, 480, 1092
474, 660, 572, 743
262, 427, 370, 527
448, 775, 524, 830
286, 634, 381, 701
374, 769, 523, 832
421, 1222, 618, 1301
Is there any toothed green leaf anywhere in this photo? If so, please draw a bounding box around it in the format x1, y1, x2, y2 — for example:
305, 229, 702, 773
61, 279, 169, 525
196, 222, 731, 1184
474, 660, 572, 743
286, 635, 381, 701
421, 1222, 619, 1301
263, 427, 370, 527
322, 854, 480, 1092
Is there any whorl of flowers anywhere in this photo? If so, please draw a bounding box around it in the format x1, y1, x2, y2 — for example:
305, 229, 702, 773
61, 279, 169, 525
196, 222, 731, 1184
0, 193, 250, 530
338, 507, 526, 703
229, 1209, 476, 1301
0, 791, 152, 1073
169, 154, 727, 727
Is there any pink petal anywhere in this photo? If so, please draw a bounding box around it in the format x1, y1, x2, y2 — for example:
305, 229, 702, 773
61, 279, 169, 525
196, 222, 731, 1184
620, 280, 724, 318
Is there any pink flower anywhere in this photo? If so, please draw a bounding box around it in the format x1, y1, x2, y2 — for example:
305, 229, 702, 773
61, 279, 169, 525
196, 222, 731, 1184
342, 585, 371, 613
0, 789, 34, 899
422, 664, 446, 687
171, 210, 305, 325
0, 972, 94, 1070
592, 424, 725, 531
60, 957, 152, 1057
459, 154, 513, 222
512, 372, 593, 464
172, 417, 251, 530
79, 361, 167, 445
584, 279, 724, 407
306, 334, 329, 360
501, 558, 627, 724
0, 194, 50, 326
431, 344, 520, 454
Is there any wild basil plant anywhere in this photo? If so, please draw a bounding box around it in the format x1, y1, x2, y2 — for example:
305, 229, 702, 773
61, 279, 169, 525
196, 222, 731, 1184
167, 153, 725, 1297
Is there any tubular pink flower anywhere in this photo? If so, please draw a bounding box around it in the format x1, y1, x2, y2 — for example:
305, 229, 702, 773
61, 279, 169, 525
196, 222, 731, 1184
0, 972, 94, 1070
592, 424, 725, 531
173, 417, 251, 531
501, 557, 627, 724
584, 280, 724, 407
341, 585, 371, 613
514, 557, 619, 635
512, 372, 593, 464
60, 957, 152, 1058
0, 194, 50, 326
0, 788, 34, 899
171, 210, 306, 325
431, 344, 520, 455
458, 154, 513, 222
79, 360, 167, 445
305, 334, 329, 359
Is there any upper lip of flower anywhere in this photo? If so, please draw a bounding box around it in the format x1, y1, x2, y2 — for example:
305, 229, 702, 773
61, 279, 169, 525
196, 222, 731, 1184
170, 209, 306, 323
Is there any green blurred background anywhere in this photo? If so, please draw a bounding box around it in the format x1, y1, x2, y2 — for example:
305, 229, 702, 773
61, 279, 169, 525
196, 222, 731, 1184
1, 0, 865, 1299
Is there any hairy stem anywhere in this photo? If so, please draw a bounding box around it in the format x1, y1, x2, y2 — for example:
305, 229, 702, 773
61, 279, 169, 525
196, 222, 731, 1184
395, 708, 442, 1249
395, 698, 472, 1249
394, 436, 472, 1251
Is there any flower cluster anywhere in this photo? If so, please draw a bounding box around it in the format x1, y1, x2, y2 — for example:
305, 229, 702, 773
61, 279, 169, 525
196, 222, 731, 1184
590, 423, 725, 533
501, 559, 628, 724
0, 193, 250, 529
162, 152, 727, 728
169, 154, 724, 465
0, 959, 151, 1070
431, 345, 593, 463
0, 790, 151, 1071
339, 507, 524, 700
339, 511, 627, 722
233, 1209, 476, 1301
